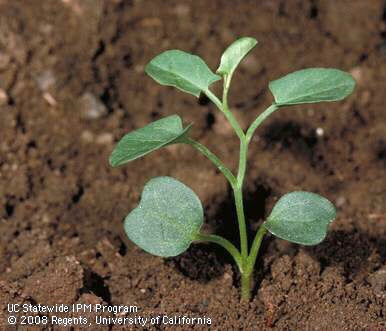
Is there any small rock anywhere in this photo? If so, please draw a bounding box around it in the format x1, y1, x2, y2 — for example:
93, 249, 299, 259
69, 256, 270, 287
174, 4, 190, 16
140, 288, 146, 293
81, 130, 94, 143
79, 92, 107, 120
96, 133, 113, 145
315, 127, 324, 137
336, 196, 346, 208
43, 92, 58, 107
35, 70, 56, 91
0, 89, 8, 105
349, 67, 362, 84
134, 64, 144, 73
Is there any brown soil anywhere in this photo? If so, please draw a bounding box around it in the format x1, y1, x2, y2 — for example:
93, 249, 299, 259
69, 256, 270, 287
0, 0, 385, 330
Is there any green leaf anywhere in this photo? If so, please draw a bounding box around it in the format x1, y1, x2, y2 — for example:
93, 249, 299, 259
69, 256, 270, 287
145, 50, 221, 97
263, 191, 336, 245
217, 37, 258, 76
124, 176, 204, 257
109, 115, 191, 167
269, 68, 355, 106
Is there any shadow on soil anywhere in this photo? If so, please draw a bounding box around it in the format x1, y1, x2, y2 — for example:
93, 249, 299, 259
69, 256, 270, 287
307, 229, 386, 280
169, 180, 273, 284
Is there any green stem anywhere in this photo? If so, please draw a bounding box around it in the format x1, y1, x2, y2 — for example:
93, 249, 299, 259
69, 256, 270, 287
246, 226, 267, 274
201, 85, 275, 302
233, 185, 248, 266
195, 233, 242, 271
204, 89, 245, 140
246, 104, 279, 143
234, 137, 250, 301
184, 137, 236, 187
241, 272, 251, 301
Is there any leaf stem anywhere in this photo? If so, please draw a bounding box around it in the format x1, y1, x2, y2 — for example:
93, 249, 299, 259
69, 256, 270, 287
246, 104, 278, 143
233, 135, 249, 300
195, 233, 242, 271
184, 137, 236, 187
233, 184, 248, 270
204, 89, 245, 140
246, 225, 267, 275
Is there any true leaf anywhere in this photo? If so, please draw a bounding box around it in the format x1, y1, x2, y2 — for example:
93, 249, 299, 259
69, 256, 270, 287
124, 176, 204, 257
263, 191, 336, 245
145, 50, 221, 97
109, 115, 191, 167
269, 68, 355, 106
217, 37, 258, 77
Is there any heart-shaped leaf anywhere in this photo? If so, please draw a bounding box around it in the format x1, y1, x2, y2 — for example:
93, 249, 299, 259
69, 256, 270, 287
109, 115, 191, 167
263, 191, 336, 245
145, 50, 221, 97
124, 176, 204, 257
269, 68, 355, 106
217, 37, 258, 77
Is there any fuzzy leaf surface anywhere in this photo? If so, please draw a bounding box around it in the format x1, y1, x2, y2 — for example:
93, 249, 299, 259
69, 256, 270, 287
217, 37, 258, 76
124, 176, 204, 257
145, 50, 221, 97
109, 115, 190, 167
269, 68, 355, 105
264, 191, 336, 245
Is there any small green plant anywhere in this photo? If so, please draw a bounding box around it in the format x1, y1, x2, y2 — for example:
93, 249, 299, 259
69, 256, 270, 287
109, 37, 355, 301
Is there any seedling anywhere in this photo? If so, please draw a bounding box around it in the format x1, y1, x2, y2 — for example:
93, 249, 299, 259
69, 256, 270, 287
109, 37, 355, 301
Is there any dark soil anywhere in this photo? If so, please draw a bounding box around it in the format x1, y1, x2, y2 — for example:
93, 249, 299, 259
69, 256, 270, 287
1, 0, 385, 330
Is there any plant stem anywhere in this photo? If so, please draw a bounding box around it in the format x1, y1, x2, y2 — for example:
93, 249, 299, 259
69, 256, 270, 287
246, 104, 278, 143
241, 272, 251, 301
204, 89, 245, 140
184, 137, 236, 187
195, 233, 242, 271
246, 226, 267, 274
234, 136, 250, 301
233, 185, 248, 264
202, 87, 273, 302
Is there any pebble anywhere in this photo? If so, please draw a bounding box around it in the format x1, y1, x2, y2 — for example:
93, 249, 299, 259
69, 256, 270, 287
336, 196, 346, 208
174, 4, 190, 16
81, 130, 94, 143
43, 92, 57, 107
0, 88, 8, 105
35, 70, 56, 91
79, 92, 107, 120
315, 127, 324, 137
349, 67, 362, 84
96, 133, 113, 145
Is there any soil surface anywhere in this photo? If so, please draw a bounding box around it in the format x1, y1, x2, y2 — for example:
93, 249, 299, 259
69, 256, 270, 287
1, 0, 386, 330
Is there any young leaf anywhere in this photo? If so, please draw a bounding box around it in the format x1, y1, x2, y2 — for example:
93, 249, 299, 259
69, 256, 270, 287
145, 50, 221, 97
124, 176, 204, 257
109, 115, 191, 167
217, 37, 258, 77
263, 191, 336, 245
269, 68, 355, 106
